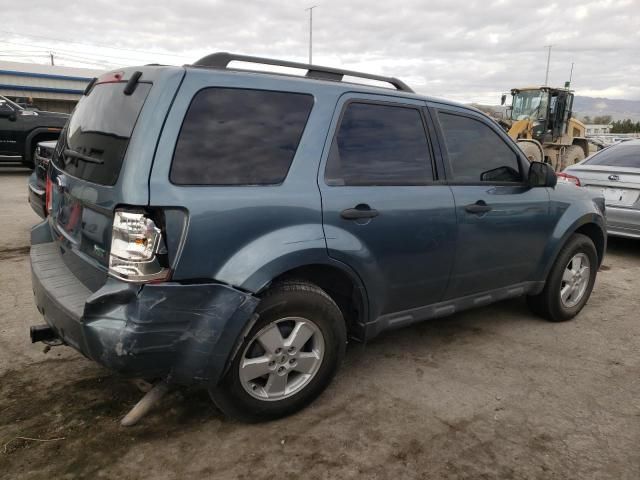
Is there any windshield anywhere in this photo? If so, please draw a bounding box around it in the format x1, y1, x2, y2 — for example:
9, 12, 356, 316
0, 95, 24, 110
511, 90, 548, 121
53, 82, 151, 185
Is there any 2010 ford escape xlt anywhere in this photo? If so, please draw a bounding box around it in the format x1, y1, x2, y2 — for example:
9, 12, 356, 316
30, 53, 606, 422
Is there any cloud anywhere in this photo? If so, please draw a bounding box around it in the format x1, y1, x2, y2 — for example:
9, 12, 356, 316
1, 0, 638, 102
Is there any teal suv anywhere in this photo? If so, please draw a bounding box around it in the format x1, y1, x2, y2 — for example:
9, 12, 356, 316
30, 53, 606, 421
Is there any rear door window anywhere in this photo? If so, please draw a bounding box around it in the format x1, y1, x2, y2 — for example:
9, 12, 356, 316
585, 143, 640, 168
325, 102, 433, 186
437, 112, 523, 183
170, 88, 313, 185
53, 82, 151, 185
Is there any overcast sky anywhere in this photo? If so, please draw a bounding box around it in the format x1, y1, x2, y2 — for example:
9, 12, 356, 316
2, 0, 639, 103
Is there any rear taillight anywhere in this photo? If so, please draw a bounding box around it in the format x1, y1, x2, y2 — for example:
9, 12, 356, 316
557, 172, 581, 187
45, 175, 53, 214
108, 210, 170, 283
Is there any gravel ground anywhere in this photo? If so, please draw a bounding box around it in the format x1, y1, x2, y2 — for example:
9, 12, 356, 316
0, 168, 638, 479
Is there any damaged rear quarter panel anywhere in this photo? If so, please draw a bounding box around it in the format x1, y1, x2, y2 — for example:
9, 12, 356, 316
83, 280, 259, 383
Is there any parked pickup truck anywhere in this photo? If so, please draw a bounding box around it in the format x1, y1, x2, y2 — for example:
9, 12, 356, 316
0, 95, 68, 167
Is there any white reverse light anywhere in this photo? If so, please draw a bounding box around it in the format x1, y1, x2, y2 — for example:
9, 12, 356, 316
109, 210, 169, 282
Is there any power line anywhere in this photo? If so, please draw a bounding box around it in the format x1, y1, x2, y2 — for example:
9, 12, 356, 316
0, 39, 150, 65
0, 29, 185, 59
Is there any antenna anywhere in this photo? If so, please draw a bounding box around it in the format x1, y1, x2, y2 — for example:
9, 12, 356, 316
566, 62, 574, 88
544, 45, 552, 86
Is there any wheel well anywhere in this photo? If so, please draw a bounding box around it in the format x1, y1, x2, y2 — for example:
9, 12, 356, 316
266, 264, 366, 340
574, 223, 605, 266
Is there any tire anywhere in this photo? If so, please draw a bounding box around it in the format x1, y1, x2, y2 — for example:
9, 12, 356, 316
527, 233, 598, 322
560, 145, 585, 170
22, 144, 37, 170
210, 281, 347, 422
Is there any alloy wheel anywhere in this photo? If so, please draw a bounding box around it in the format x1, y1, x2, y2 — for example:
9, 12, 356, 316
239, 317, 325, 401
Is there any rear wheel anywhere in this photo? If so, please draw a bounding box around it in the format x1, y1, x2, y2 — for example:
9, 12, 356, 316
210, 281, 347, 422
527, 233, 597, 322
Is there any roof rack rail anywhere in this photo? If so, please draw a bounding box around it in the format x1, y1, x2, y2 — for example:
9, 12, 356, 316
191, 52, 414, 93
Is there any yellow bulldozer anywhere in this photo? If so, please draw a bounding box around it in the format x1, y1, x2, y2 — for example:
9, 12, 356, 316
500, 86, 590, 171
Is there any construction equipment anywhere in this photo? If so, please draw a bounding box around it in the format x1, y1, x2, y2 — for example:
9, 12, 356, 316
501, 86, 589, 171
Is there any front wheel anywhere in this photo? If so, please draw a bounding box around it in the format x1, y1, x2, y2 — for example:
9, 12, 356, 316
210, 281, 347, 422
527, 233, 598, 322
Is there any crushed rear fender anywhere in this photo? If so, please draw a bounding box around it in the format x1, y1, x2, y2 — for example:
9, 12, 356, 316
81, 281, 260, 384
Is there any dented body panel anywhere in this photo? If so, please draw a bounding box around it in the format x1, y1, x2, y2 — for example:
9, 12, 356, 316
31, 221, 259, 385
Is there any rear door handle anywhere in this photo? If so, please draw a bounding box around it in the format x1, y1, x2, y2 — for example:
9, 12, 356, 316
464, 200, 492, 215
341, 204, 379, 220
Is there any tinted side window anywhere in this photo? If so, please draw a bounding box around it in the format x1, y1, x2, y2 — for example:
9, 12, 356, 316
171, 88, 313, 185
325, 102, 433, 186
437, 112, 523, 183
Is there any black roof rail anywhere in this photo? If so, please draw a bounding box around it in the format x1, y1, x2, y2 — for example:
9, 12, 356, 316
191, 52, 414, 93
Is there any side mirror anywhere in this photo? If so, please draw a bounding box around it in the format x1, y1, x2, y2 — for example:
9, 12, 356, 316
501, 94, 507, 106
528, 161, 557, 188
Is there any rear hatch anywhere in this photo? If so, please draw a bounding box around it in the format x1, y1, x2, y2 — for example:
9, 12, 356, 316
47, 67, 184, 291
568, 144, 640, 208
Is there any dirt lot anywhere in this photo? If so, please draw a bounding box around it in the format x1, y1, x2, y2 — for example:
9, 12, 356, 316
0, 168, 638, 479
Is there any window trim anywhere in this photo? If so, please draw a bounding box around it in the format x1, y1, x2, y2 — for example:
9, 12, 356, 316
431, 106, 530, 187
168, 86, 315, 187
323, 98, 440, 187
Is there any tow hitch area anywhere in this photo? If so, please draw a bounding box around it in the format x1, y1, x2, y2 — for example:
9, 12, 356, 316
30, 324, 58, 343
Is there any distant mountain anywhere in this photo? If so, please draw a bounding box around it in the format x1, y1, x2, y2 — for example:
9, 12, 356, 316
573, 96, 640, 122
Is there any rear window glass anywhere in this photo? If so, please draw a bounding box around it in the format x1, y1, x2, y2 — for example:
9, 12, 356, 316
170, 88, 314, 185
585, 143, 640, 168
53, 82, 151, 185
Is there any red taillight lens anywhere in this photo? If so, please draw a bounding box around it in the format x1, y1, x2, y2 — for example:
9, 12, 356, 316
557, 172, 581, 187
45, 175, 53, 213
95, 71, 124, 85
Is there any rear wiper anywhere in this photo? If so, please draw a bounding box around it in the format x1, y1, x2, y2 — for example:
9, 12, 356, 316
63, 149, 104, 164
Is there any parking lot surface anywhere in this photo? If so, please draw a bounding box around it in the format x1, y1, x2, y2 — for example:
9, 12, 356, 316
0, 168, 638, 479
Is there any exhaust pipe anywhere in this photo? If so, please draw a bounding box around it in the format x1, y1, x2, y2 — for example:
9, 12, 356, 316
30, 324, 58, 343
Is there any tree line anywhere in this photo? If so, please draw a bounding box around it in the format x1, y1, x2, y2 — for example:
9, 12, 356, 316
581, 115, 640, 133
610, 119, 640, 133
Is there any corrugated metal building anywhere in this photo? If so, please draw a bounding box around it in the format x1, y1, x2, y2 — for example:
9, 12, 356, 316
0, 61, 104, 113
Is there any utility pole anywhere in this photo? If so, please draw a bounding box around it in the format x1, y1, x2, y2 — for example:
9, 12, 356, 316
49, 51, 55, 66
544, 45, 552, 86
306, 5, 317, 64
